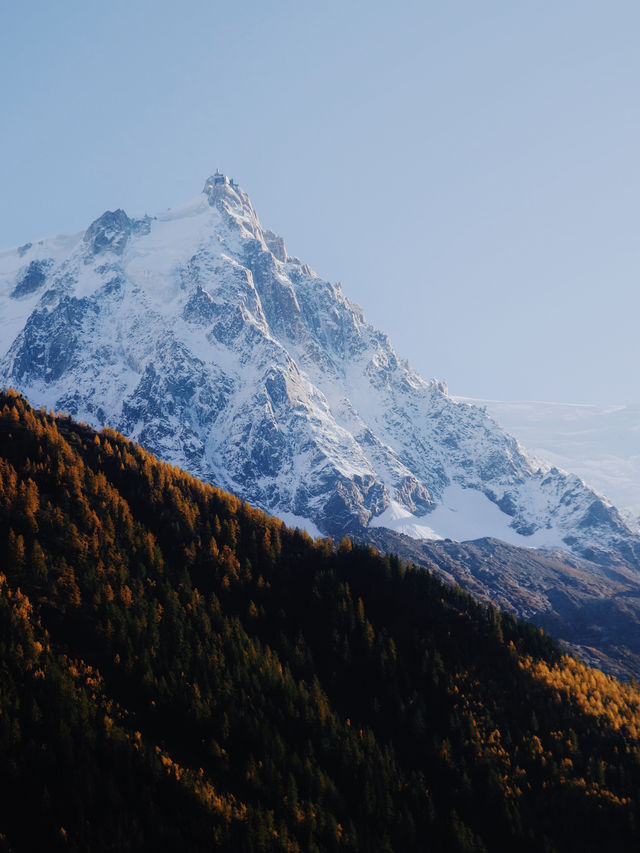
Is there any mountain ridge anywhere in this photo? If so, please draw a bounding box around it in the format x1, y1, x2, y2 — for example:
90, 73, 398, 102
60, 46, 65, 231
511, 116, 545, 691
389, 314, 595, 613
457, 397, 640, 523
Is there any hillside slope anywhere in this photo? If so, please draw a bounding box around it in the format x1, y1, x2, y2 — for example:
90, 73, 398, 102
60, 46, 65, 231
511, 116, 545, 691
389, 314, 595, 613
1, 391, 640, 852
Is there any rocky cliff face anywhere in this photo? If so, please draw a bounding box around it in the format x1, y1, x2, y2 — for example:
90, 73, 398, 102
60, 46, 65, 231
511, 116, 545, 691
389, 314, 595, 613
1, 174, 639, 567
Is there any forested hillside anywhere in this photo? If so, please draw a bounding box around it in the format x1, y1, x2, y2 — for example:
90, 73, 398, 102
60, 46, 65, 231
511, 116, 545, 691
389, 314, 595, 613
1, 389, 640, 852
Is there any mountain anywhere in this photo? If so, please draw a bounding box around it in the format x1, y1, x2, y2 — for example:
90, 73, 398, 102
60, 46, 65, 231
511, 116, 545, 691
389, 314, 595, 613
2, 390, 640, 852
1, 172, 638, 569
457, 398, 640, 524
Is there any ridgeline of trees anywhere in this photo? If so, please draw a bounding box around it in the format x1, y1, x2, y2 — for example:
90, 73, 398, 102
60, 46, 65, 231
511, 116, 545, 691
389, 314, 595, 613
1, 388, 640, 852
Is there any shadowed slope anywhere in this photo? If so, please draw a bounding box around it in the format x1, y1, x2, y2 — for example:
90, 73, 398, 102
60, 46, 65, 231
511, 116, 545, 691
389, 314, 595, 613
1, 390, 640, 852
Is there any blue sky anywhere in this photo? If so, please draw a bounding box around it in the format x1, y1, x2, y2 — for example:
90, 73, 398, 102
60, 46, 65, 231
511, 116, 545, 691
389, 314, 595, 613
2, 1, 639, 403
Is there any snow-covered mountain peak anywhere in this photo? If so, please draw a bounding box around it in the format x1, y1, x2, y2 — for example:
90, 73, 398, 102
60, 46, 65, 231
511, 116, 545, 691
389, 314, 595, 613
1, 176, 639, 567
203, 171, 248, 214
201, 171, 274, 250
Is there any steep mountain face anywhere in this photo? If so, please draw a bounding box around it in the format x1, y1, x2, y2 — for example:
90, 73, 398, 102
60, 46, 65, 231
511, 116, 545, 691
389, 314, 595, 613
1, 173, 639, 566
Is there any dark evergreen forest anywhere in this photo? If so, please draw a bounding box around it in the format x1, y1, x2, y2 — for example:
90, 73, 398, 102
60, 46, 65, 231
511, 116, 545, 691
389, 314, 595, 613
1, 389, 639, 852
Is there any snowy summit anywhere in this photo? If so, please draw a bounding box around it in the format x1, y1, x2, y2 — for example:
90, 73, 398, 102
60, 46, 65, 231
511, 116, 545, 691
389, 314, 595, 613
0, 174, 639, 565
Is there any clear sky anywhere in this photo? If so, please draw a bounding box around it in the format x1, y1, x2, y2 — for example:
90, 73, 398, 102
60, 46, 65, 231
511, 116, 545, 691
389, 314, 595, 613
2, 0, 639, 404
